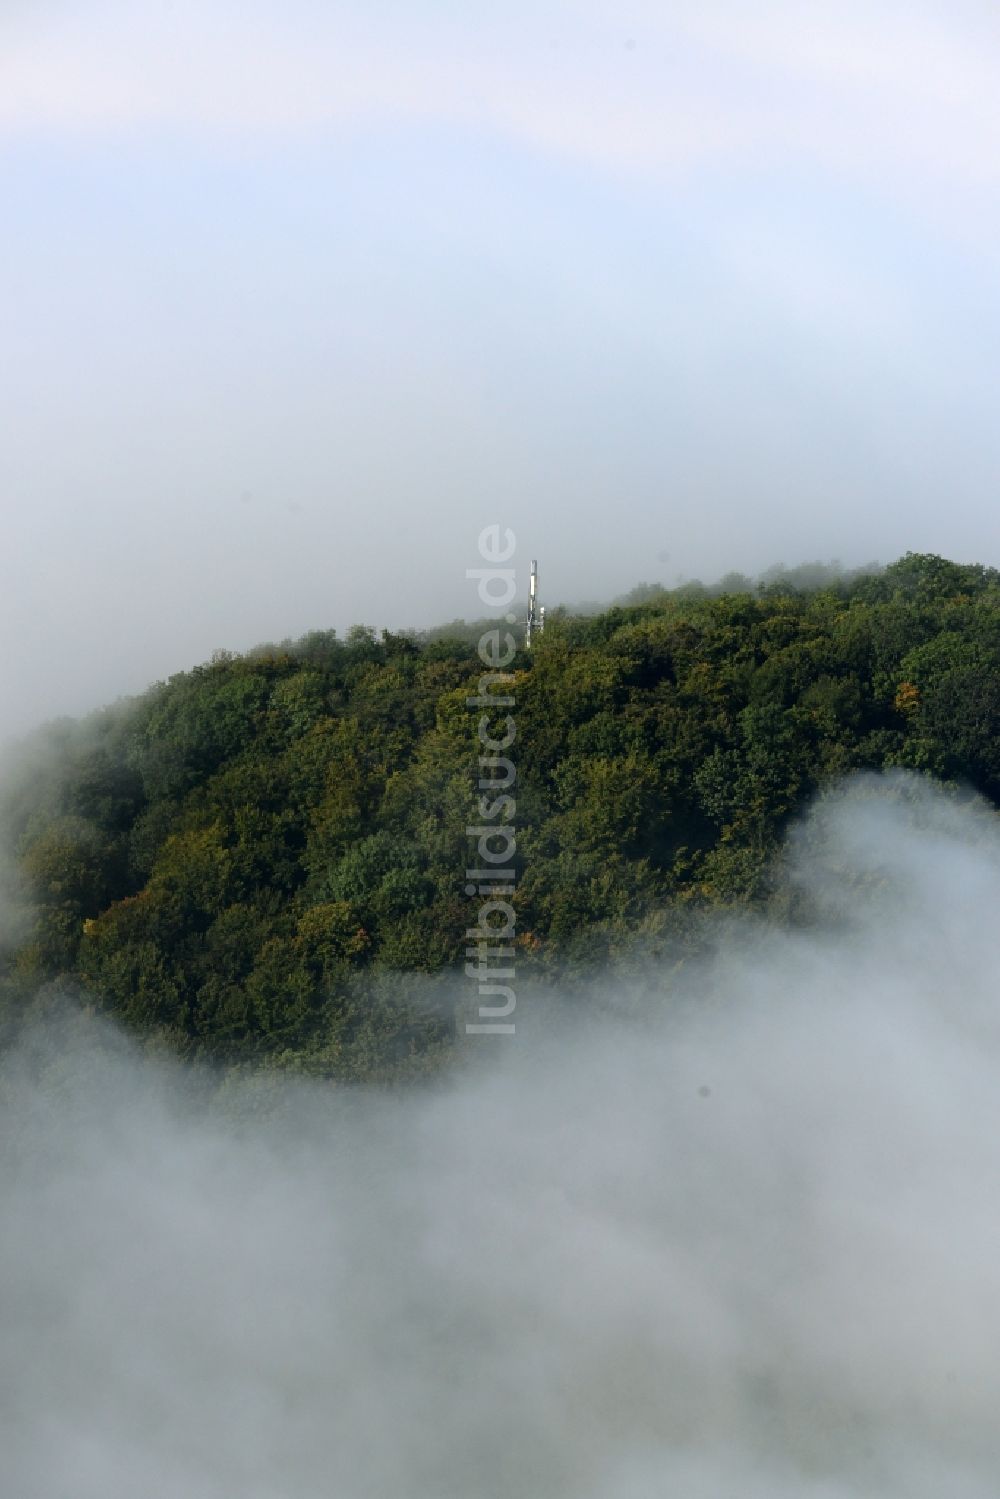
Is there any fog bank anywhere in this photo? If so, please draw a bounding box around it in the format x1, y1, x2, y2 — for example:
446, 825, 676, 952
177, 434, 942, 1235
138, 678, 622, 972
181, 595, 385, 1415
3, 774, 1000, 1496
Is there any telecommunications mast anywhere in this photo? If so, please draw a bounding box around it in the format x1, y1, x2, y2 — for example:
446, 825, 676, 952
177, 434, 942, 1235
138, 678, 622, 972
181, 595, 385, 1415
526, 560, 541, 648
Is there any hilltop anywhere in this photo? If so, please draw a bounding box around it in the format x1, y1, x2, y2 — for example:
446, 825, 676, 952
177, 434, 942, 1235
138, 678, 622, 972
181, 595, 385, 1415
2, 551, 998, 1078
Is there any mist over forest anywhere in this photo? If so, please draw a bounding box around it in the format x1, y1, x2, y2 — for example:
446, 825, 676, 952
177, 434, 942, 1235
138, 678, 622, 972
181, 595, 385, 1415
6, 773, 1000, 1496
3, 552, 1000, 1496
4, 547, 1000, 1496
9, 2, 1000, 1491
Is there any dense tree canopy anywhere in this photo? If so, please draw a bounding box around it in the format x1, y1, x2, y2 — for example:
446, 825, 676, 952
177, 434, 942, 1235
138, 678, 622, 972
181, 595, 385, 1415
2, 553, 998, 1077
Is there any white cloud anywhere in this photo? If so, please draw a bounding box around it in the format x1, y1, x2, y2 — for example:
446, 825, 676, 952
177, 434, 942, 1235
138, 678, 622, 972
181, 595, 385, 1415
7, 778, 1000, 1494
3, 0, 1000, 201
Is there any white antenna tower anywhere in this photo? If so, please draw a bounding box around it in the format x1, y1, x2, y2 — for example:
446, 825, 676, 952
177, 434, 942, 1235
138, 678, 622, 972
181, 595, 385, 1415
526, 560, 540, 648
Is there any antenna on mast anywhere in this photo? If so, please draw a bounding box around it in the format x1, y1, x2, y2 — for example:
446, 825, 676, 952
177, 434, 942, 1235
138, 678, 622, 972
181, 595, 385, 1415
526, 560, 539, 648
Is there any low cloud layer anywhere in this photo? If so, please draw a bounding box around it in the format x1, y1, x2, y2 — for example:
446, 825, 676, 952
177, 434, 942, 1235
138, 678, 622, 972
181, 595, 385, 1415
4, 773, 1000, 1495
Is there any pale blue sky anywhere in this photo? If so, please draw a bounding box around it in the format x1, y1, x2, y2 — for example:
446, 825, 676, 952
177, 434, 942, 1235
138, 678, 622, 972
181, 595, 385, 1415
4, 1, 1000, 733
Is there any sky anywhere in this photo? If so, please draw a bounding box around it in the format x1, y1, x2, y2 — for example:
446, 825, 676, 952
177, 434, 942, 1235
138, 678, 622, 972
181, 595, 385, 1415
4, 0, 1000, 733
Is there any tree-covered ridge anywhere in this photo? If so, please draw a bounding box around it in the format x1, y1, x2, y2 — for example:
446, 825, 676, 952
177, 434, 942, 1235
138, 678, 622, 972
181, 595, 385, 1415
2, 552, 999, 1075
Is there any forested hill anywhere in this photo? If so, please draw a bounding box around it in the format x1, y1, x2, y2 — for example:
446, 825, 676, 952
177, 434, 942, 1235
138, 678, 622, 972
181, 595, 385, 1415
2, 552, 999, 1077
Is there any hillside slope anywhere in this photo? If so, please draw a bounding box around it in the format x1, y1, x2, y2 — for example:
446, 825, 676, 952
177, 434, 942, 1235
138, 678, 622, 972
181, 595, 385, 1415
2, 552, 998, 1076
